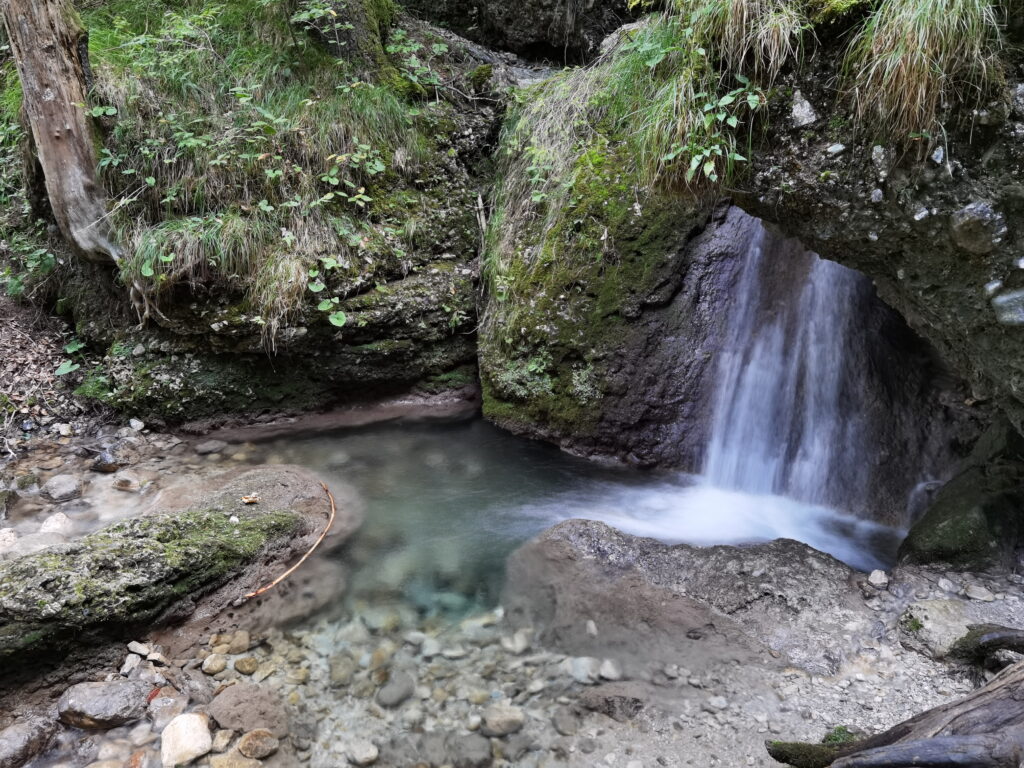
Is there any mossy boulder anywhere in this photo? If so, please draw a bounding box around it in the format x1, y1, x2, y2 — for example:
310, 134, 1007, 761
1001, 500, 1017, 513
900, 421, 1024, 571
0, 465, 351, 662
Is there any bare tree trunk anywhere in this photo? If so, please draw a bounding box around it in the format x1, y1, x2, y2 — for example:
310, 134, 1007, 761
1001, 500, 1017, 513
1, 0, 120, 263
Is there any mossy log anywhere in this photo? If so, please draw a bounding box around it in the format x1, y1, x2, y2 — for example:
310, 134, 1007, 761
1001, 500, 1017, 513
768, 655, 1024, 767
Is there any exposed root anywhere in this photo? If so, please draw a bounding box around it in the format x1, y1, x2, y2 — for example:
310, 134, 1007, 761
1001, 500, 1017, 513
240, 482, 337, 602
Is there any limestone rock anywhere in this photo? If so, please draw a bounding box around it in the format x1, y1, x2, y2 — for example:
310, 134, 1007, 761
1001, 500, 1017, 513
376, 671, 415, 708
480, 703, 524, 736
900, 599, 971, 659
160, 713, 213, 767
790, 90, 818, 127
195, 440, 228, 456
209, 683, 289, 738
950, 201, 1007, 255
41, 474, 82, 502
867, 570, 889, 589
0, 717, 55, 768
345, 738, 379, 765
57, 680, 151, 729
236, 729, 278, 759
210, 751, 261, 768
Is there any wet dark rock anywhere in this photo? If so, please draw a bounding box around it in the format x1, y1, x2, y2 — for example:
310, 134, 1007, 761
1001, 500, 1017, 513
403, 0, 631, 61
91, 439, 141, 473
57, 680, 151, 729
950, 202, 1008, 255
0, 716, 55, 768
578, 682, 647, 722
209, 684, 289, 739
900, 419, 1024, 570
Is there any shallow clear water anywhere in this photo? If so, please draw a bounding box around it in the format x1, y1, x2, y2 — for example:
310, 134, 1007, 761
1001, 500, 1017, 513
248, 418, 903, 617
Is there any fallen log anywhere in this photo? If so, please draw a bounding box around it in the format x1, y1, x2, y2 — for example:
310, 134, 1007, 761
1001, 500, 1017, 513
768, 636, 1024, 768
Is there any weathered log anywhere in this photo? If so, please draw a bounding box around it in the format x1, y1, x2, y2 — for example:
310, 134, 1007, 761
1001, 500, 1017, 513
768, 660, 1024, 768
0, 0, 120, 263
949, 624, 1024, 665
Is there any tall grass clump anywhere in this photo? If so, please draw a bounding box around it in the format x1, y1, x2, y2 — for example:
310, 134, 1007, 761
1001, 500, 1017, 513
845, 0, 1004, 137
79, 0, 436, 333
483, 11, 776, 322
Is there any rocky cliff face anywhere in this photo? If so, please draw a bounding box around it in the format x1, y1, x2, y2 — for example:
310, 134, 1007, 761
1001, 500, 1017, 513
475, 5, 1020, 524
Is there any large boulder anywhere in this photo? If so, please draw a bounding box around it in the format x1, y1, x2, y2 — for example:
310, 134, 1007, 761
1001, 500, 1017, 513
0, 465, 356, 662
900, 419, 1024, 571
503, 519, 869, 674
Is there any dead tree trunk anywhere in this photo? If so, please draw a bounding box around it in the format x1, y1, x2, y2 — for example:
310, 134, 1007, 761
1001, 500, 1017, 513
1, 0, 120, 263
768, 657, 1024, 768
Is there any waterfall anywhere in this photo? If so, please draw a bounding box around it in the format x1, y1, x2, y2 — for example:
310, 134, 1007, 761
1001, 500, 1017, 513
702, 222, 872, 513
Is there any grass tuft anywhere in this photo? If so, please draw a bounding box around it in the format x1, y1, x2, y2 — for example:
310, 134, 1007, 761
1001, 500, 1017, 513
845, 0, 1004, 138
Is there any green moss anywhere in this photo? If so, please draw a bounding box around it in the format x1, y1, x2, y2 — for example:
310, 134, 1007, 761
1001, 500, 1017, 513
766, 741, 843, 768
0, 507, 300, 660
468, 64, 493, 92
821, 726, 857, 745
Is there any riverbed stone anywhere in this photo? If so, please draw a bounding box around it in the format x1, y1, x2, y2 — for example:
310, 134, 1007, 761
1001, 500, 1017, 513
202, 654, 227, 675
377, 671, 415, 708
481, 703, 525, 736
0, 717, 55, 768
195, 440, 228, 455
234, 656, 259, 675
41, 474, 82, 502
346, 738, 379, 765
209, 683, 289, 738
160, 713, 212, 767
210, 750, 261, 768
950, 201, 1007, 254
237, 729, 278, 759
57, 680, 151, 729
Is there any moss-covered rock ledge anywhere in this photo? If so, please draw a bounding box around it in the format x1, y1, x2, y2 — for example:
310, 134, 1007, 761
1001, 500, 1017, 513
0, 465, 346, 662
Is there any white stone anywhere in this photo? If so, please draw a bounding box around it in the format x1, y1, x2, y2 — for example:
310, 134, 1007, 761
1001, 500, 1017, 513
790, 90, 818, 127
40, 512, 74, 536
867, 570, 889, 589
127, 641, 151, 656
41, 474, 82, 502
826, 143, 845, 156
481, 703, 525, 736
599, 659, 623, 681
870, 188, 884, 204
129, 419, 145, 431
120, 653, 142, 677
160, 713, 212, 767
562, 656, 602, 684
500, 628, 532, 655
420, 637, 441, 658
931, 145, 945, 164
965, 584, 996, 602
346, 739, 379, 766
0, 528, 19, 553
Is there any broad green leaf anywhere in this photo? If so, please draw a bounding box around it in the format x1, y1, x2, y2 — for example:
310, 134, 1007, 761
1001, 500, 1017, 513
328, 311, 347, 327
55, 360, 80, 376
